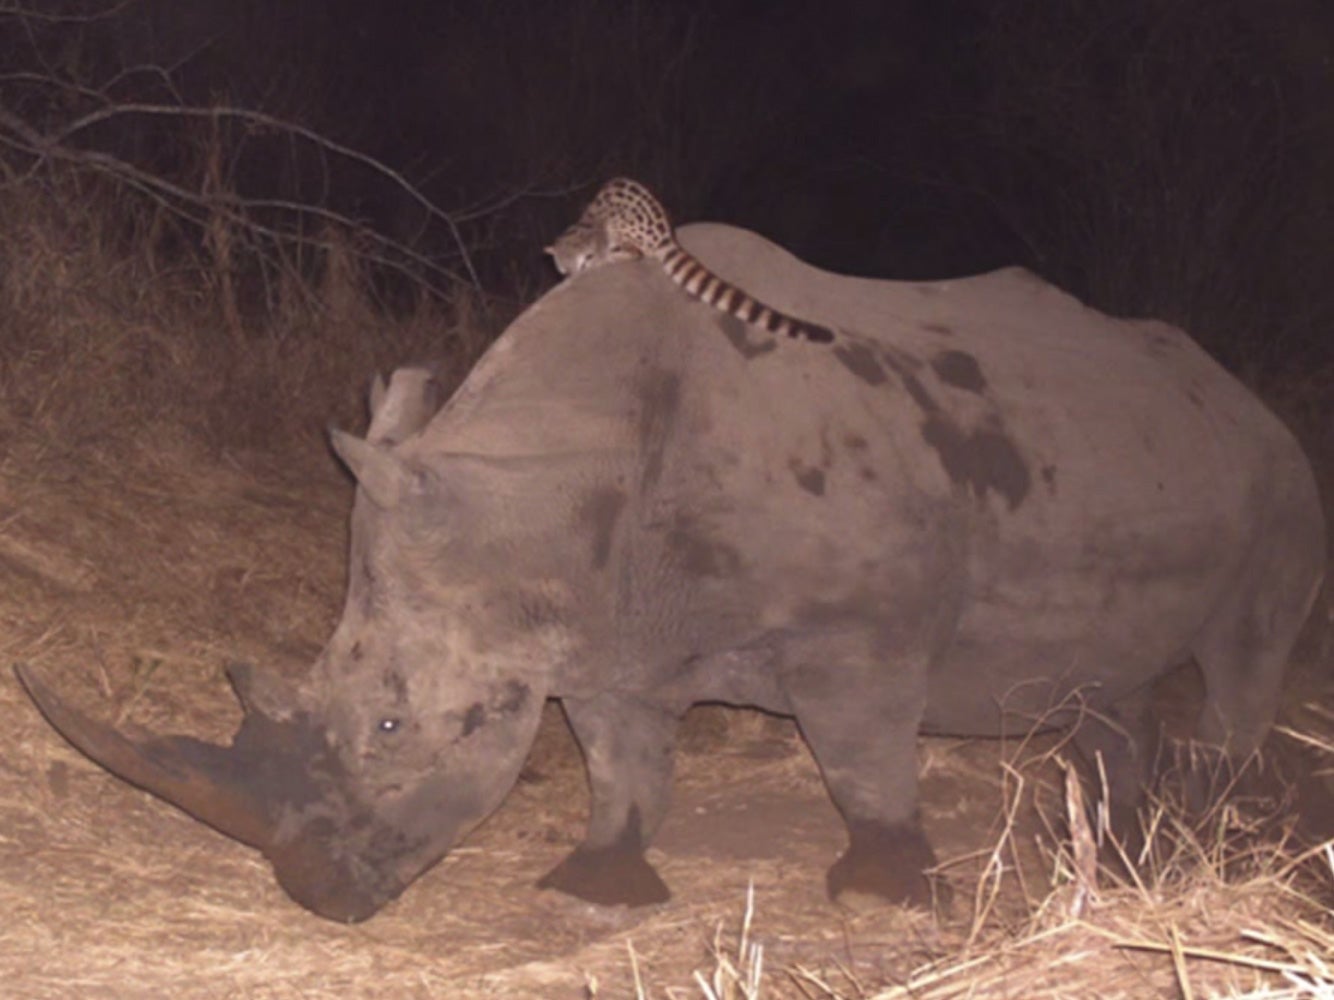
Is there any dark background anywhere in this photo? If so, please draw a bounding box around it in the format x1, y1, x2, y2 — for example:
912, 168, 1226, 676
4, 0, 1332, 369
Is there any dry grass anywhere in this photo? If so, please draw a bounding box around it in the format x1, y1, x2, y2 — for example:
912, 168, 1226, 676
0, 167, 496, 459
620, 756, 1334, 1000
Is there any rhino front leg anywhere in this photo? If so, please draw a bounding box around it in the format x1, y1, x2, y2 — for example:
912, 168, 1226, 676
789, 643, 941, 909
538, 693, 679, 906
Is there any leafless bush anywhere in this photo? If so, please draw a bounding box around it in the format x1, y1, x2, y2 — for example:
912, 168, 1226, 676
0, 2, 521, 451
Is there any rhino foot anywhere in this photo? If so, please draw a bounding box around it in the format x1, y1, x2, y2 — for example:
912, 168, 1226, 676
827, 819, 945, 910
537, 844, 671, 907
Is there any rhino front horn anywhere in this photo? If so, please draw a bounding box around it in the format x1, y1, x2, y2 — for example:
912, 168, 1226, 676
15, 664, 276, 850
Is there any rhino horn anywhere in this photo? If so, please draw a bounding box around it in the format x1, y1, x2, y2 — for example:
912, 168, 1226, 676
226, 660, 299, 720
15, 664, 277, 850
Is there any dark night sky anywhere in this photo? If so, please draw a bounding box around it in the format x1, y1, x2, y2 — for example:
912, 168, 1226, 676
8, 0, 1332, 366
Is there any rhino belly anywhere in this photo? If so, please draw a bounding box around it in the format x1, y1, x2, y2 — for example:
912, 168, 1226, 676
920, 542, 1226, 736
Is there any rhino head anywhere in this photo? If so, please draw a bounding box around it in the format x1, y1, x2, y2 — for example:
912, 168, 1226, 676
17, 366, 560, 922
18, 637, 545, 922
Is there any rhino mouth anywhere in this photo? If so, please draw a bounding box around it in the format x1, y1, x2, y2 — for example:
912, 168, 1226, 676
267, 816, 411, 922
14, 664, 430, 923
266, 801, 455, 923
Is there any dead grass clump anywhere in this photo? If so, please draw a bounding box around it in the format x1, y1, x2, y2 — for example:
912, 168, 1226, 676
853, 841, 1334, 1000
612, 715, 1334, 1000
0, 174, 188, 439
629, 826, 1334, 1000
0, 163, 497, 462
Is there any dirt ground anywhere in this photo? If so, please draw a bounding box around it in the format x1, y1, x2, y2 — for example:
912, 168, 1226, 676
1, 407, 1331, 998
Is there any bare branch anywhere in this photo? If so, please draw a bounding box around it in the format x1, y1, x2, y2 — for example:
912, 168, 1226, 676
46, 103, 483, 290
0, 98, 488, 299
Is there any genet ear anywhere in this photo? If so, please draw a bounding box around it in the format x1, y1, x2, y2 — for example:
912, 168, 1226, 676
329, 428, 423, 509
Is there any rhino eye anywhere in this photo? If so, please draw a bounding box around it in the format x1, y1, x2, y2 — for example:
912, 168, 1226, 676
377, 717, 401, 734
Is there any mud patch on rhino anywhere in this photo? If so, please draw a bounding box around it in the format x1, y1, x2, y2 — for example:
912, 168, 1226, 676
833, 342, 887, 386
637, 371, 682, 492
881, 348, 1030, 510
1041, 464, 1058, 496
717, 314, 778, 360
922, 417, 1030, 511
666, 515, 744, 578
462, 681, 533, 738
576, 487, 627, 570
930, 350, 987, 394
789, 459, 826, 497
793, 592, 885, 628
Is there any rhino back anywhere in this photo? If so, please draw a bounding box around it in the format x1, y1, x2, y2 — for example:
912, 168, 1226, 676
408, 225, 1320, 726
674, 225, 1319, 686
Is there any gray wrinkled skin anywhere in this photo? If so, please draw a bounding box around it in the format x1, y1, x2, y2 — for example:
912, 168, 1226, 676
22, 224, 1326, 921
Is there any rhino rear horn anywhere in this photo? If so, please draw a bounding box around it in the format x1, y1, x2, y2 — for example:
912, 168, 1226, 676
15, 665, 277, 850
227, 661, 300, 720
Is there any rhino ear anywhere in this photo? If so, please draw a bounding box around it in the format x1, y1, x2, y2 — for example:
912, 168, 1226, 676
330, 428, 419, 509
368, 373, 389, 421
366, 367, 443, 447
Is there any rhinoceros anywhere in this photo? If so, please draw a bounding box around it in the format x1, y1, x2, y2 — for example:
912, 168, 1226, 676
18, 222, 1325, 923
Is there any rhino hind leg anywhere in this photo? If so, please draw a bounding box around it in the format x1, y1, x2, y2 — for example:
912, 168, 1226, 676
826, 818, 939, 908
1187, 502, 1324, 810
789, 648, 942, 909
537, 694, 678, 906
1192, 581, 1321, 762
1068, 688, 1161, 852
